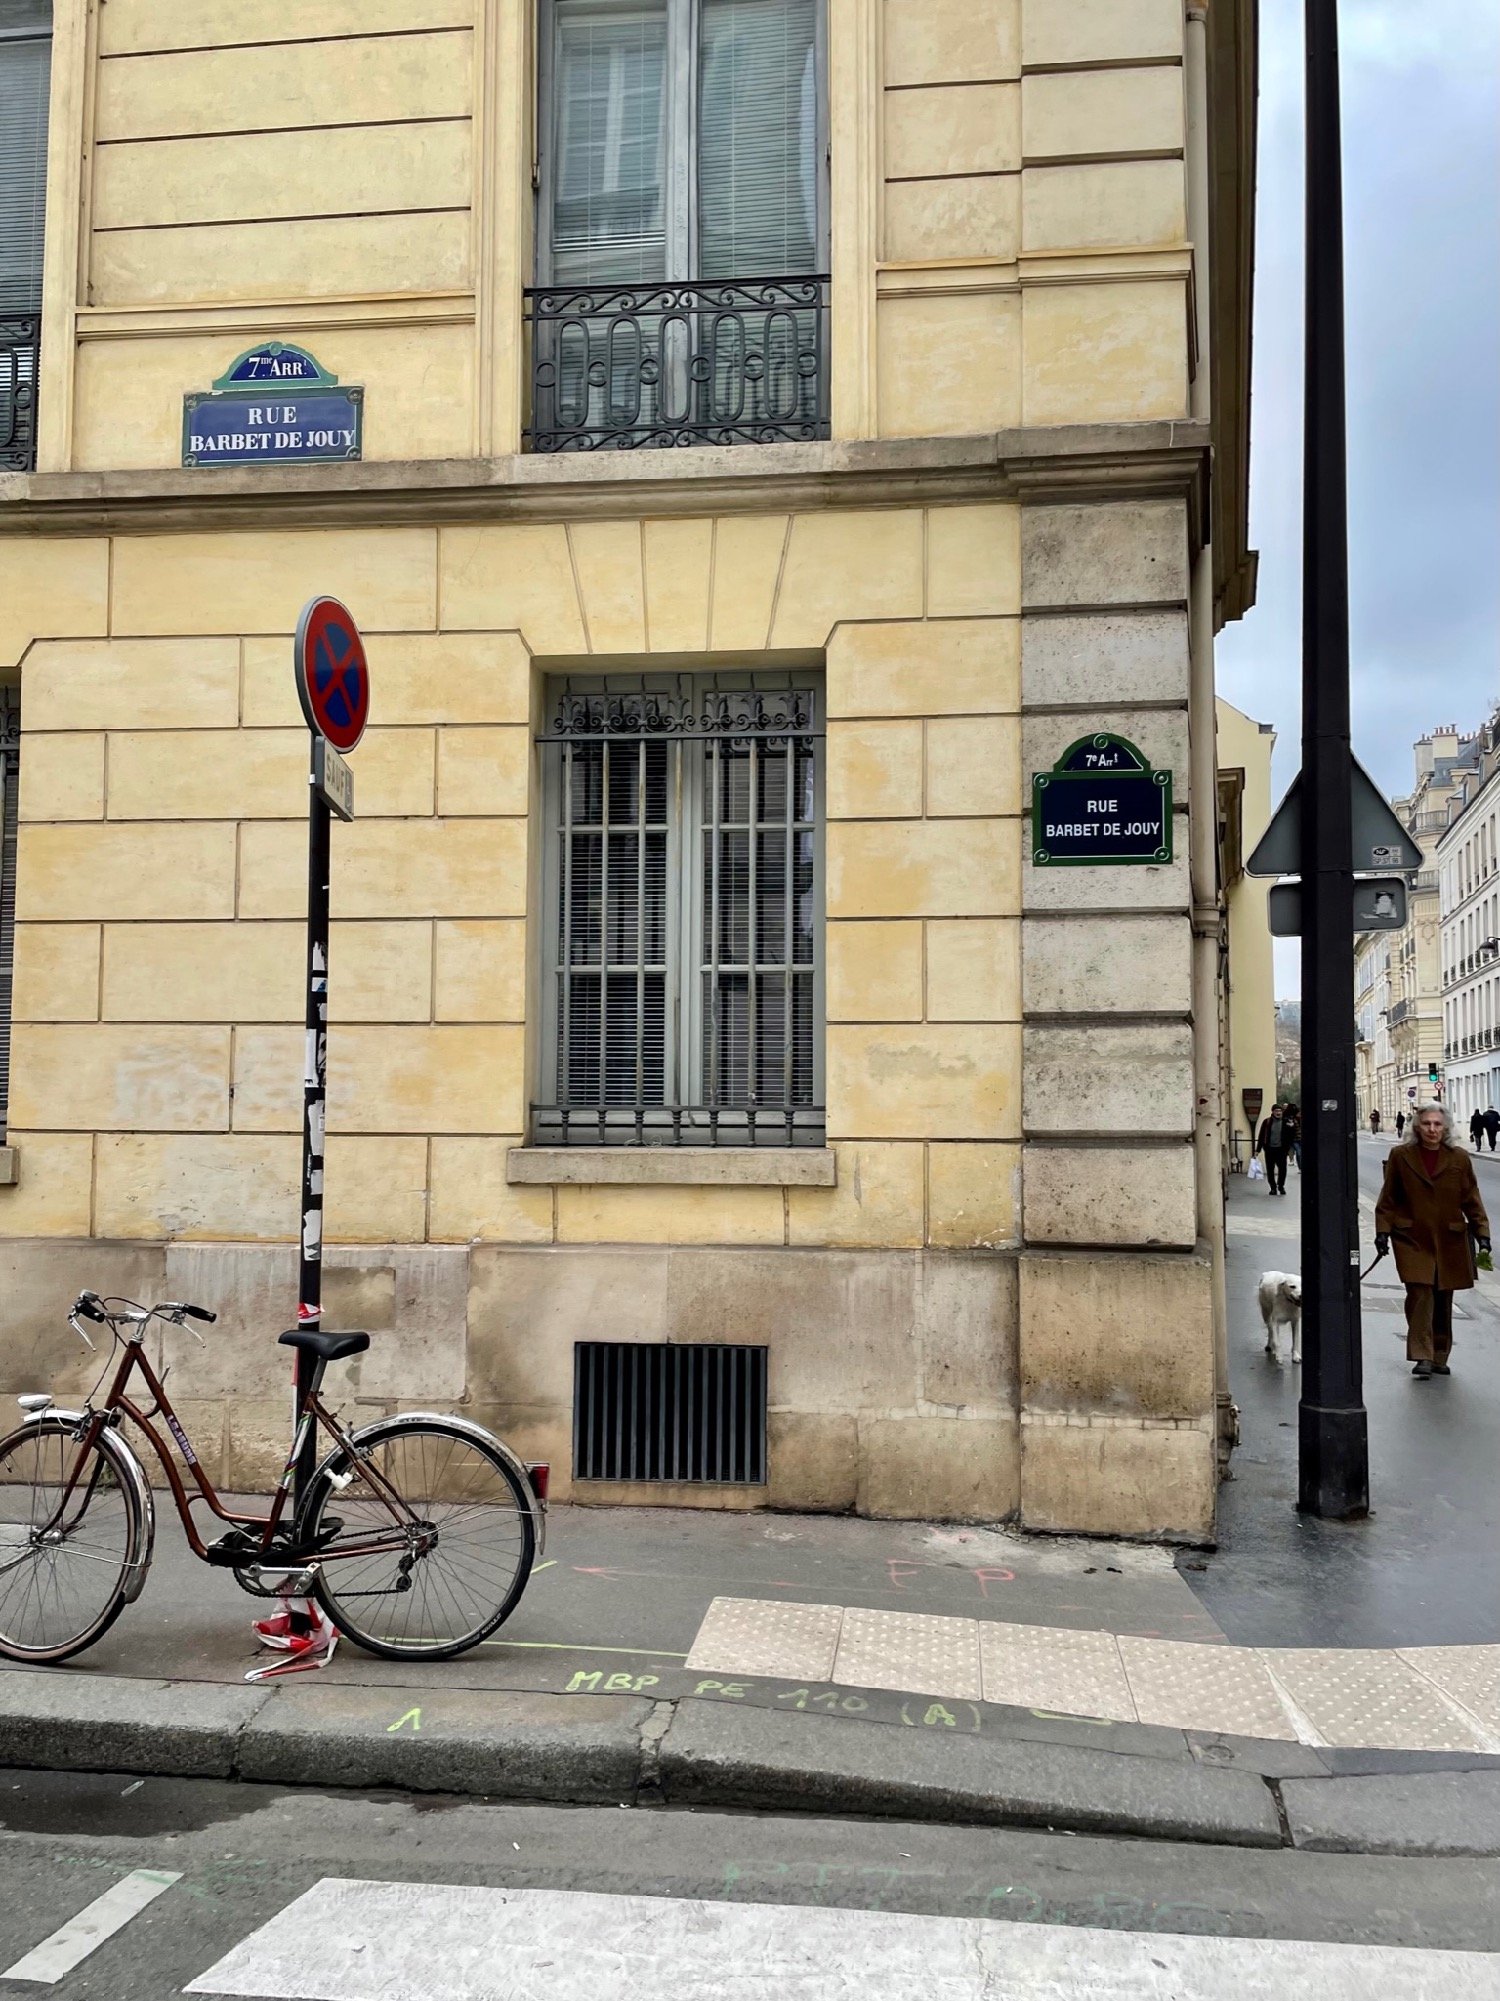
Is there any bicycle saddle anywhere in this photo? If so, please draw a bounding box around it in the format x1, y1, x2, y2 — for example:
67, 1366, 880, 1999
277, 1328, 371, 1361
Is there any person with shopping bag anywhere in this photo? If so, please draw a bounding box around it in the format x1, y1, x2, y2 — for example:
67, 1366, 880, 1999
1375, 1103, 1491, 1381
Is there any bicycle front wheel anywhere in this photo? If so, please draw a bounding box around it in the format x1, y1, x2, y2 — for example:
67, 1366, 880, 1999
0, 1418, 147, 1664
298, 1417, 536, 1660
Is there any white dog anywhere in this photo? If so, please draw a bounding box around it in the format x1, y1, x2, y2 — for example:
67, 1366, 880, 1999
1258, 1271, 1303, 1363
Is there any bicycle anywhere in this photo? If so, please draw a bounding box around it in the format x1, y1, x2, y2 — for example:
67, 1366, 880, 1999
0, 1292, 546, 1666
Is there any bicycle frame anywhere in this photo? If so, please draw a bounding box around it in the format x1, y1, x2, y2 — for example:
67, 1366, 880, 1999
44, 1333, 420, 1570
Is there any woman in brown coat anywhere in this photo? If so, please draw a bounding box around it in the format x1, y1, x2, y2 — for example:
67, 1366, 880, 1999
1375, 1103, 1491, 1379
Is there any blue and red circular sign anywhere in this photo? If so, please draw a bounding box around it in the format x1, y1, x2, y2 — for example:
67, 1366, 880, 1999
294, 597, 369, 752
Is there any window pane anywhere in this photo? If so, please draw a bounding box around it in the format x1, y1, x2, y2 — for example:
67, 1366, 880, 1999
0, 14, 51, 312
698, 0, 817, 278
552, 0, 668, 284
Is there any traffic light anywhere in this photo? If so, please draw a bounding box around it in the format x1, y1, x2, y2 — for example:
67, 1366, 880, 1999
1429, 1063, 1440, 1085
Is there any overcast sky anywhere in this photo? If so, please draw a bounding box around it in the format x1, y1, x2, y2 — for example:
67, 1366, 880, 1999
1215, 0, 1500, 996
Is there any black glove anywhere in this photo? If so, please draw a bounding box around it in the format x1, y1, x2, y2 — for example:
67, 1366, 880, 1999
1374, 1234, 1390, 1256
1480, 1238, 1491, 1254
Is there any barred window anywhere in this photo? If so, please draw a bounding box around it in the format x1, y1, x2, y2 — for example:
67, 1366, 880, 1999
536, 672, 823, 1146
0, 686, 18, 1138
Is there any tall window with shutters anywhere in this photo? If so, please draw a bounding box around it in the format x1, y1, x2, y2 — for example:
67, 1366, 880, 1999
0, 688, 19, 1140
528, 0, 829, 450
535, 673, 824, 1147
0, 0, 50, 472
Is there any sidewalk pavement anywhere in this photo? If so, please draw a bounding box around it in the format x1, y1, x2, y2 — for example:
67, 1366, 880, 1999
4, 1165, 1498, 1856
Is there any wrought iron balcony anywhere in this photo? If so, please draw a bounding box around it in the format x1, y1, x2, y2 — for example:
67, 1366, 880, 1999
523, 276, 830, 453
1, 314, 41, 472
1387, 998, 1412, 1027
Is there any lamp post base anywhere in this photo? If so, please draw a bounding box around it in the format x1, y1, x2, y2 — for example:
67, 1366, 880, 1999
1297, 1402, 1370, 1519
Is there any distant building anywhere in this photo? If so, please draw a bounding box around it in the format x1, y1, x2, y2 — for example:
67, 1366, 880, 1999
1352, 726, 1479, 1126
1435, 721, 1500, 1124
1216, 700, 1276, 1168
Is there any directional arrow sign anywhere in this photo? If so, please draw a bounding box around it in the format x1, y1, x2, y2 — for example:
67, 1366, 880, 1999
1245, 758, 1423, 877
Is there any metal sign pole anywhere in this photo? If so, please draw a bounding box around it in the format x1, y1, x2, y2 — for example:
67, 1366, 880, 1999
1298, 0, 1369, 1519
295, 754, 331, 1509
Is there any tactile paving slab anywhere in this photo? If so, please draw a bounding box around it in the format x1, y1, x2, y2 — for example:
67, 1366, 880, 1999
684, 1596, 843, 1682
978, 1621, 1137, 1722
1259, 1647, 1490, 1751
1397, 1645, 1500, 1750
1119, 1637, 1298, 1741
833, 1607, 981, 1701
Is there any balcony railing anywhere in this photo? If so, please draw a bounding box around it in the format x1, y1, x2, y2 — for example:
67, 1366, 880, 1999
523, 276, 830, 453
1, 314, 41, 472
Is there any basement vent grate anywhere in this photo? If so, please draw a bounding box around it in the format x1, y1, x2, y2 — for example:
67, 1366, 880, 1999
572, 1342, 768, 1485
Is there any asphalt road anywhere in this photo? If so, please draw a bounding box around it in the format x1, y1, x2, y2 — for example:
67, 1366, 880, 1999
1184, 1138, 1500, 1650
0, 1769, 1496, 1999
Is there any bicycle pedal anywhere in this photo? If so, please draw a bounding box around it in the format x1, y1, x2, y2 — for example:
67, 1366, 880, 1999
205, 1527, 268, 1567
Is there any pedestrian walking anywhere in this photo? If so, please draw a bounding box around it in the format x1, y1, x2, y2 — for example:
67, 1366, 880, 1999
1395, 1109, 1406, 1138
1369, 1108, 1382, 1135
1484, 1107, 1500, 1153
1470, 1109, 1484, 1148
1283, 1103, 1302, 1172
1255, 1103, 1291, 1196
1375, 1103, 1490, 1381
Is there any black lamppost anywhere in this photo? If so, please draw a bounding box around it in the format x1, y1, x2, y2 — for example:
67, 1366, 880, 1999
1298, 0, 1370, 1518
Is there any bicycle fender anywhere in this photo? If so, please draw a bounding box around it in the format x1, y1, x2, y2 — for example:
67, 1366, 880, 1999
6, 1409, 157, 1604
311, 1410, 547, 1558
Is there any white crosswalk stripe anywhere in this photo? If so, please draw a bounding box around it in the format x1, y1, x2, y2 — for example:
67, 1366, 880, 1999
186, 1878, 1500, 2001
1, 1867, 181, 1985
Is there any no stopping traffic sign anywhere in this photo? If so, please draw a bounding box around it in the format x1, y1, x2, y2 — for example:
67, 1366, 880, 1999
294, 596, 369, 752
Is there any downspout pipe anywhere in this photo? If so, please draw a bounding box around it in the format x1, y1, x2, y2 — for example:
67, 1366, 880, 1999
1185, 5, 1235, 1481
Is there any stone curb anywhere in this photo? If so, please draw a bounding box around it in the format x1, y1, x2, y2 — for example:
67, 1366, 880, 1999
1, 1669, 1498, 1856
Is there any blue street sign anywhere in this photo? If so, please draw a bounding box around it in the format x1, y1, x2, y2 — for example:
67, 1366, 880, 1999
1031, 733, 1173, 867
182, 344, 363, 467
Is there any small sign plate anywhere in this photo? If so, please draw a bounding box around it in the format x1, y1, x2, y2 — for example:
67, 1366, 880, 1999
314, 737, 354, 822
1031, 733, 1173, 867
1267, 875, 1409, 937
183, 344, 362, 467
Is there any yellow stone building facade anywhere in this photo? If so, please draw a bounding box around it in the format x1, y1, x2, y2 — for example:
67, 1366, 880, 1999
0, 0, 1256, 1537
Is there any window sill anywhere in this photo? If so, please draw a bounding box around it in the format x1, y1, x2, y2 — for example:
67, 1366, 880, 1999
506, 1147, 836, 1189
0, 1147, 17, 1187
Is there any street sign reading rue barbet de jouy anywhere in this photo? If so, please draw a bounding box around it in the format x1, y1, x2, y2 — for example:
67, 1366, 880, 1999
182, 343, 363, 468
1030, 733, 1173, 867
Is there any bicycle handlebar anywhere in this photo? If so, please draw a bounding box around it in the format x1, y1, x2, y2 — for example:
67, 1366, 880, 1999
68, 1294, 218, 1347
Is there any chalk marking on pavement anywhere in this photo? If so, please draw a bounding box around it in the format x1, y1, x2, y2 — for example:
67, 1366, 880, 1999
387, 1706, 422, 1734
3, 1867, 181, 1985
185, 1878, 1500, 2000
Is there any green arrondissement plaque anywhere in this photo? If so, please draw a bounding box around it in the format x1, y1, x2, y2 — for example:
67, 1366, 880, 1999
1031, 733, 1173, 867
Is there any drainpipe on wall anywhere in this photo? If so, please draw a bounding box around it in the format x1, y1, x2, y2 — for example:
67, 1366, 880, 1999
1185, 5, 1236, 1477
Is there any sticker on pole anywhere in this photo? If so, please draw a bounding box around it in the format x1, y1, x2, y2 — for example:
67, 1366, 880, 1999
294, 597, 369, 752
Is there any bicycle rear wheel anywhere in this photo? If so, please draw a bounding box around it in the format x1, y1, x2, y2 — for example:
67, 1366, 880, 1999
0, 1419, 147, 1664
297, 1416, 535, 1661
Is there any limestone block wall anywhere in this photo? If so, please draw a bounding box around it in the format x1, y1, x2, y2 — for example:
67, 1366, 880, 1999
38, 0, 1196, 470
1016, 496, 1215, 1539
0, 502, 1027, 1520
67, 0, 479, 470
875, 0, 1192, 437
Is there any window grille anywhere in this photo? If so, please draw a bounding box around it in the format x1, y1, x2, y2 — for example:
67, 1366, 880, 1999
536, 673, 823, 1146
0, 686, 19, 1137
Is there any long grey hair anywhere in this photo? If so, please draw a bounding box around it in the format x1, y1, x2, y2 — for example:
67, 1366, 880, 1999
1401, 1102, 1457, 1149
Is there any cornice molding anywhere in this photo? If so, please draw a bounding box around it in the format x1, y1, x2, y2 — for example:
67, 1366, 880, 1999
0, 422, 1212, 542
